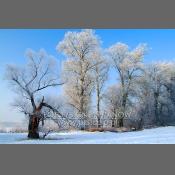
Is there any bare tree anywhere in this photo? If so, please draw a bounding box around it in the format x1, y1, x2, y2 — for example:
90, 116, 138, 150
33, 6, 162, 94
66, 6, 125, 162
5, 49, 64, 138
57, 29, 100, 128
107, 43, 147, 127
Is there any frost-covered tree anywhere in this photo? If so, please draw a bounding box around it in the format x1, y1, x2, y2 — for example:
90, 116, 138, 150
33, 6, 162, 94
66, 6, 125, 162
107, 43, 147, 127
104, 84, 123, 127
5, 49, 64, 138
92, 51, 109, 128
57, 29, 100, 127
135, 62, 175, 126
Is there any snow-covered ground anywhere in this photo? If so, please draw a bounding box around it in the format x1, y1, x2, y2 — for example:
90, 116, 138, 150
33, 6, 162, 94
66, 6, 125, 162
1, 126, 175, 144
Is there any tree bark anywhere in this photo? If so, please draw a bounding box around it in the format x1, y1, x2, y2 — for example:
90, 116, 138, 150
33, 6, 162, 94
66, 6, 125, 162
117, 118, 124, 128
97, 117, 101, 128
28, 114, 40, 139
112, 118, 115, 128
154, 92, 160, 125
112, 114, 117, 128
97, 103, 101, 128
119, 92, 127, 128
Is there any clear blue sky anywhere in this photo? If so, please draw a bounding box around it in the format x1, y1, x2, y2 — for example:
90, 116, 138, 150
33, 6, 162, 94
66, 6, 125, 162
1, 29, 175, 122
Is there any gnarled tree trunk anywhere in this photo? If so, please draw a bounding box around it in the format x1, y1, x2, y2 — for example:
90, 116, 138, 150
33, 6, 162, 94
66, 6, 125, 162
27, 98, 64, 139
28, 113, 40, 139
28, 98, 44, 139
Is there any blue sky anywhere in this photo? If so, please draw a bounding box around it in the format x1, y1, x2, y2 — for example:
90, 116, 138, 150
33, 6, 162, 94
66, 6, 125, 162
1, 29, 175, 122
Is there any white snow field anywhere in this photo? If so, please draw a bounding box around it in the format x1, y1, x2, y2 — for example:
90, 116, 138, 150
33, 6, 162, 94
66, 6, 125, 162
1, 126, 175, 144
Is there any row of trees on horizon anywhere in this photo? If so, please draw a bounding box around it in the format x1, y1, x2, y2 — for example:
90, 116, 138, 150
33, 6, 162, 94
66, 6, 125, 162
5, 29, 175, 138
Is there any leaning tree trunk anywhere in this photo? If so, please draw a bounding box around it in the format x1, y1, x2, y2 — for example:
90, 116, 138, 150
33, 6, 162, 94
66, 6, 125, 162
28, 113, 40, 139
